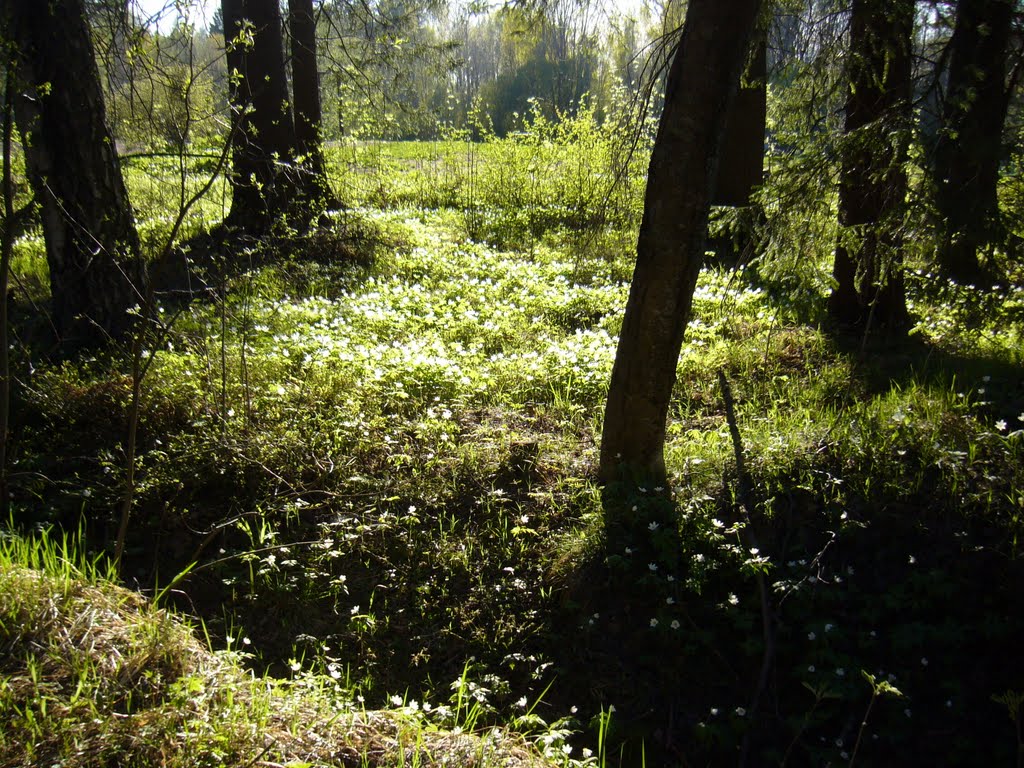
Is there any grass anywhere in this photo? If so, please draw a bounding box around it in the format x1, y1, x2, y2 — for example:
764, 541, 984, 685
0, 526, 569, 767
4, 130, 1024, 765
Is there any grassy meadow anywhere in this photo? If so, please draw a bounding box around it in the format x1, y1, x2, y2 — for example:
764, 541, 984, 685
3, 123, 1024, 766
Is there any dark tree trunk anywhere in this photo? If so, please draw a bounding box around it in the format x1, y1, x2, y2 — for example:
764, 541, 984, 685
933, 0, 1015, 284
1, 57, 14, 515
3, 0, 146, 349
598, 0, 762, 502
712, 36, 767, 208
828, 0, 913, 332
288, 0, 334, 210
223, 0, 298, 231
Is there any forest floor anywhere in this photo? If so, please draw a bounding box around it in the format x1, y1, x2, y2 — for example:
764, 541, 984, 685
3, 142, 1024, 766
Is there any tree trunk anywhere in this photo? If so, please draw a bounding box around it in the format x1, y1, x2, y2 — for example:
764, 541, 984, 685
933, 0, 1014, 284
1, 57, 14, 515
3, 0, 146, 349
598, 0, 762, 501
288, 0, 334, 211
223, 0, 298, 231
828, 0, 913, 332
712, 35, 767, 208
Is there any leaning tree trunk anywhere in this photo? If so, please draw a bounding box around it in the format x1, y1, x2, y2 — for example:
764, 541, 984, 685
288, 0, 334, 212
828, 0, 913, 333
598, 0, 762, 506
933, 0, 1015, 284
3, 0, 146, 349
223, 0, 298, 232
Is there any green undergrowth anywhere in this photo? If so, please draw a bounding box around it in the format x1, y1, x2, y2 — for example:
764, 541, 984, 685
0, 527, 570, 768
5, 137, 1024, 765
325, 99, 650, 247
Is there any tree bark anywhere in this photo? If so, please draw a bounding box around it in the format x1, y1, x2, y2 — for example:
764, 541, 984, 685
223, 0, 298, 231
288, 0, 334, 210
598, 0, 762, 498
3, 0, 146, 349
933, 0, 1015, 284
1, 57, 14, 515
828, 0, 913, 332
712, 36, 767, 208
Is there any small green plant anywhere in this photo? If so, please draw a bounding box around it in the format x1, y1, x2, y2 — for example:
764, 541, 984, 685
848, 672, 904, 767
